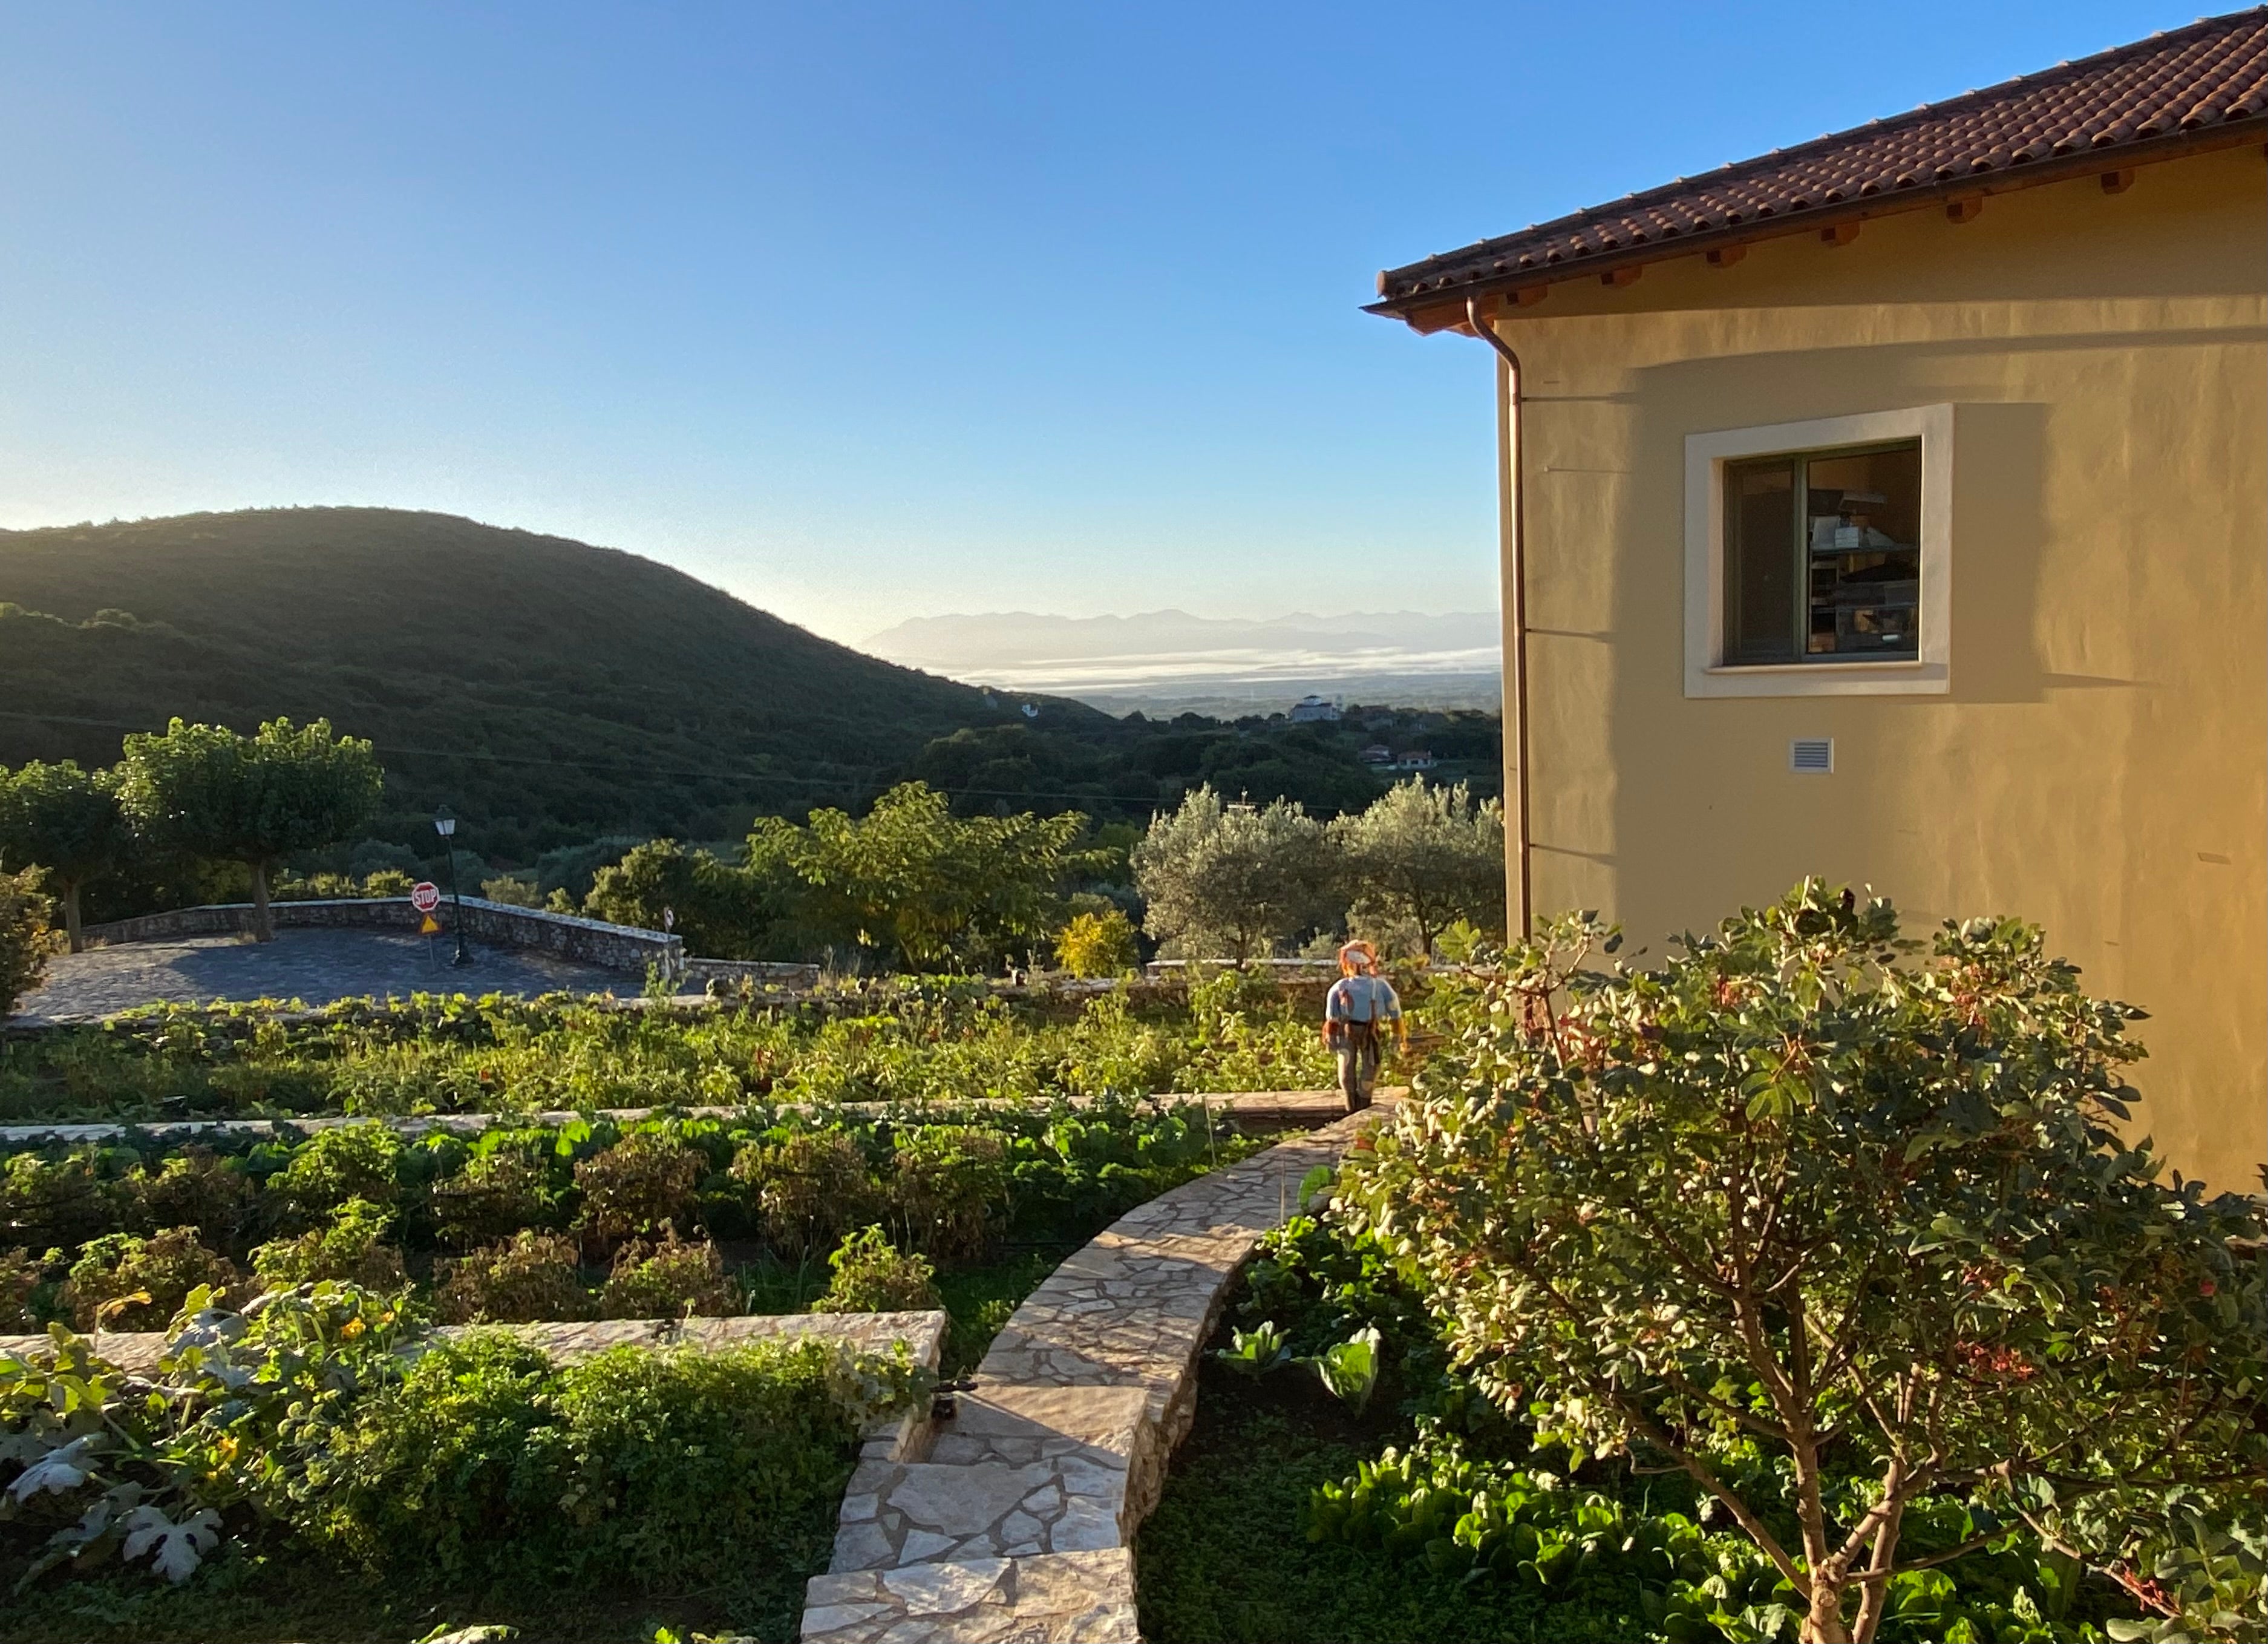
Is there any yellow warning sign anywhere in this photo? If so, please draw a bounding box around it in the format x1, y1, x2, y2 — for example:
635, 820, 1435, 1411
419, 913, 442, 935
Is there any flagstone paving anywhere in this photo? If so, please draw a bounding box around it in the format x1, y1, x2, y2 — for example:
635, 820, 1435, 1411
11, 929, 628, 1023
800, 1105, 1382, 1643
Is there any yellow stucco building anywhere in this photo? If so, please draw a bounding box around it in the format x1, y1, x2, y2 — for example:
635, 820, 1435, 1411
1371, 13, 2267, 1189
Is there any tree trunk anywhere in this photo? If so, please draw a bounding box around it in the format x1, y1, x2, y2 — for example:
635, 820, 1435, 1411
62, 881, 83, 954
1801, 1580, 1853, 1643
250, 860, 274, 942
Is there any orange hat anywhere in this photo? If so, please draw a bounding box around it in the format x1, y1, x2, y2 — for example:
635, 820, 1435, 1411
1338, 940, 1378, 975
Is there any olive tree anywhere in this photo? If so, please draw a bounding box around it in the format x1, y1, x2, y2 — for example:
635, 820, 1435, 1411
118, 718, 383, 942
1131, 784, 1330, 962
1330, 778, 1505, 956
1339, 882, 2265, 1644
0, 761, 133, 951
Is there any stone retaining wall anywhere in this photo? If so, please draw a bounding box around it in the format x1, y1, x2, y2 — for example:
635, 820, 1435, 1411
685, 957, 825, 991
800, 1106, 1381, 1644
80, 898, 684, 977
0, 1090, 1373, 1151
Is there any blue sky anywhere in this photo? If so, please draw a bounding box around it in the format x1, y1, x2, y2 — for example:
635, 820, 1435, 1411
0, 2, 2202, 644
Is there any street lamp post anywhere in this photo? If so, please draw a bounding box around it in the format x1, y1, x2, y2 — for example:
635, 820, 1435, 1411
434, 810, 472, 968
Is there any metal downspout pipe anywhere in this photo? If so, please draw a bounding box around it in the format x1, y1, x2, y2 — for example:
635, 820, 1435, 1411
1466, 295, 1533, 938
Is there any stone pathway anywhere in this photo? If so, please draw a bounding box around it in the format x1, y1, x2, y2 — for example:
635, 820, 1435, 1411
800, 1105, 1382, 1643
12, 929, 633, 1024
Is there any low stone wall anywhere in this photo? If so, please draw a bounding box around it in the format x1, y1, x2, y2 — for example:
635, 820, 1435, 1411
801, 1105, 1382, 1643
0, 1091, 1368, 1152
81, 897, 684, 977
687, 957, 825, 991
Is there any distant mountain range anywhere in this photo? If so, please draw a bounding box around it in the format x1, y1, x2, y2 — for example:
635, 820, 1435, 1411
863, 609, 1503, 715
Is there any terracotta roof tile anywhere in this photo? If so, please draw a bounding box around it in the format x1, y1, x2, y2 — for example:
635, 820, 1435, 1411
1374, 9, 2268, 312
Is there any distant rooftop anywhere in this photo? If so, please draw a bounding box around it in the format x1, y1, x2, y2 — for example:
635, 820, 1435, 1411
1372, 8, 2268, 321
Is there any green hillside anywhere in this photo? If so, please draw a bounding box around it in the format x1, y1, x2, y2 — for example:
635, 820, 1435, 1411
0, 507, 1058, 861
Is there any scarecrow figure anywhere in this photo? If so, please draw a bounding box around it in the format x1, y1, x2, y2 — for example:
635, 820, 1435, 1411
1322, 940, 1402, 1112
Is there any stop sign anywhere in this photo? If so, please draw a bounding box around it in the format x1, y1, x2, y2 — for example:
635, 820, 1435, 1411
410, 881, 442, 913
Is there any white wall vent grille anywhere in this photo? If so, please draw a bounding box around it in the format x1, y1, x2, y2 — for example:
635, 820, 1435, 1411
1789, 738, 1834, 774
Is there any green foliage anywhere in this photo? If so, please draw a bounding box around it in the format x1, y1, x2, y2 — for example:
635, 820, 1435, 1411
731, 1131, 881, 1258
249, 1198, 408, 1292
1, 1283, 411, 1588
62, 1227, 240, 1330
430, 1148, 554, 1251
0, 867, 57, 1020
813, 1225, 940, 1314
599, 1234, 734, 1320
263, 1124, 402, 1227
1215, 1320, 1292, 1378
0, 1283, 923, 1602
748, 781, 1086, 969
1339, 882, 2267, 1642
891, 1125, 1008, 1261
1330, 778, 1505, 955
117, 717, 382, 939
0, 761, 131, 951
1054, 907, 1140, 977
0, 1248, 42, 1331
573, 1132, 705, 1251
296, 1331, 922, 1592
121, 1148, 256, 1254
2, 1147, 122, 1256
1133, 785, 1333, 961
1307, 1326, 1382, 1415
582, 839, 781, 958
435, 1230, 589, 1325
0, 975, 1341, 1126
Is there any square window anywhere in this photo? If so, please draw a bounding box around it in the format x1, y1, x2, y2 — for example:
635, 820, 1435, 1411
1723, 442, 1921, 664
1685, 407, 1951, 698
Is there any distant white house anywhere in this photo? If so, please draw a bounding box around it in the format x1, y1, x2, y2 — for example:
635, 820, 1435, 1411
1359, 744, 1394, 765
1394, 750, 1436, 771
1287, 695, 1341, 723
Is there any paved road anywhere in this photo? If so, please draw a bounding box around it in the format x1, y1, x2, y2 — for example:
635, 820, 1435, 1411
14, 929, 635, 1023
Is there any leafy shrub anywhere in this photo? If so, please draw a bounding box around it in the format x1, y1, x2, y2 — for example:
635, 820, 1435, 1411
434, 1230, 588, 1324
479, 873, 542, 908
295, 1333, 925, 1590
62, 1226, 240, 1330
264, 1124, 402, 1226
599, 1233, 735, 1319
1, 1149, 122, 1256
1, 1246, 43, 1329
731, 1131, 880, 1257
250, 1198, 408, 1293
1054, 908, 1140, 978
891, 1126, 1007, 1261
1340, 883, 2268, 1642
572, 1131, 703, 1251
122, 1146, 255, 1251
1, 1283, 413, 1587
0, 866, 59, 1019
812, 1225, 938, 1314
431, 1147, 554, 1251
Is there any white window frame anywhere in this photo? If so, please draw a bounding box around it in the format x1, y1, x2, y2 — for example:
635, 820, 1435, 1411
1684, 405, 1953, 697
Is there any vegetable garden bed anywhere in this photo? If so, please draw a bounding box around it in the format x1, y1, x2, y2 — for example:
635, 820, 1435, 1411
0, 972, 1341, 1125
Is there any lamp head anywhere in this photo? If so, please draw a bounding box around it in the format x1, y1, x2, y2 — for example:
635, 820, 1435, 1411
433, 811, 456, 839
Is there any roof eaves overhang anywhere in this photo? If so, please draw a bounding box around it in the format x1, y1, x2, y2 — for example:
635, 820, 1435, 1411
1368, 123, 2265, 333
